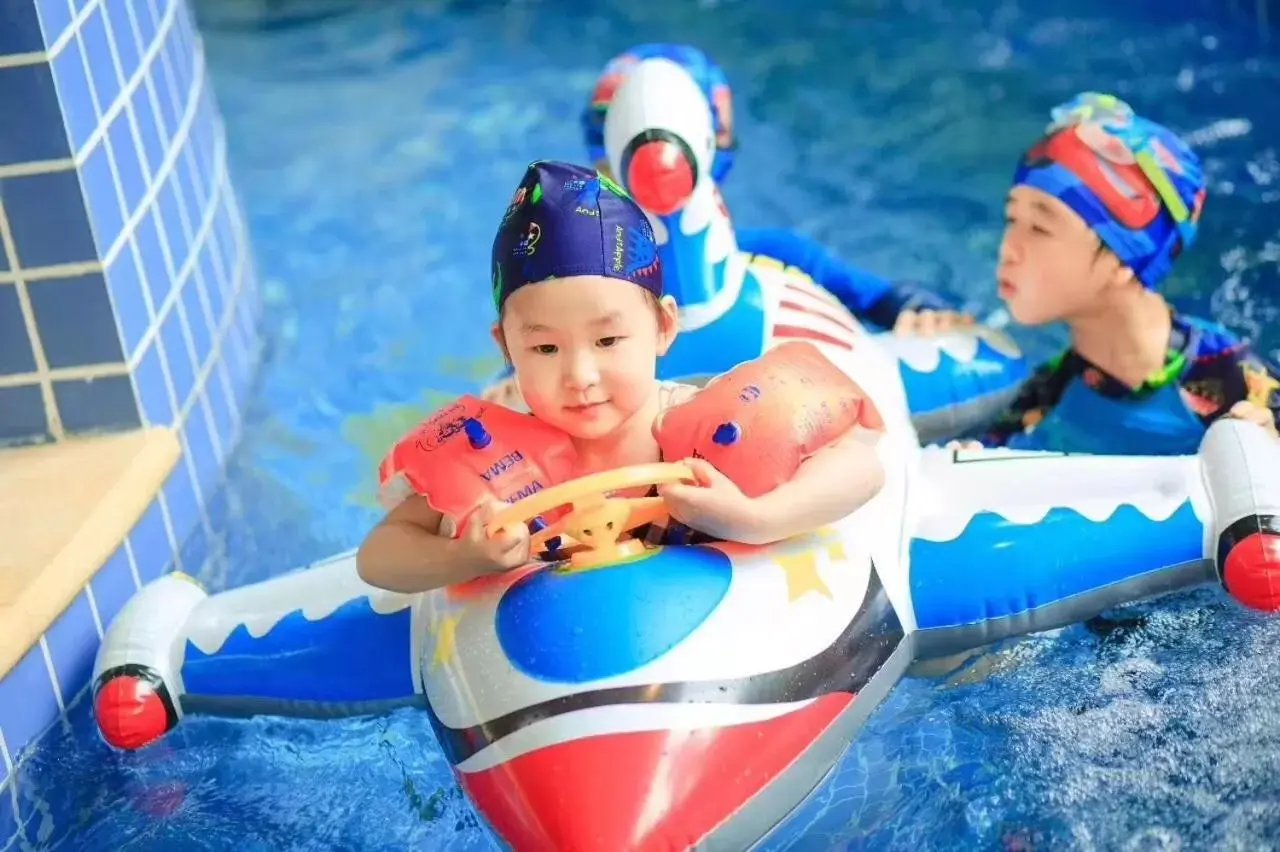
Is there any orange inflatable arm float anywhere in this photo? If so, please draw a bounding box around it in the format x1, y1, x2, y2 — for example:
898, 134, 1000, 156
654, 341, 882, 498
378, 396, 578, 529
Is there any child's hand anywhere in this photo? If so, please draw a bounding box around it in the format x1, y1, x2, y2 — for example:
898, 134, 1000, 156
658, 458, 762, 543
454, 497, 531, 572
1226, 400, 1280, 439
893, 309, 974, 337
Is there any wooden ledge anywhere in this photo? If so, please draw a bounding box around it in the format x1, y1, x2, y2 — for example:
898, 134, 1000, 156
0, 428, 180, 678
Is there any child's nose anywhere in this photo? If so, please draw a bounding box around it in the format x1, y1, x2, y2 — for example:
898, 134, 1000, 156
564, 350, 601, 390
998, 231, 1022, 266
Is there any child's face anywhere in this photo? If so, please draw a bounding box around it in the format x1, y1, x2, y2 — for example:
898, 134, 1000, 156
495, 276, 678, 440
997, 185, 1132, 325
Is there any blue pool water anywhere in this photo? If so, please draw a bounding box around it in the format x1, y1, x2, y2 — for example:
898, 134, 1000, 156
9, 0, 1280, 849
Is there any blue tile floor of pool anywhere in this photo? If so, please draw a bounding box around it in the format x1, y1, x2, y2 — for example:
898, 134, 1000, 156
7, 0, 1280, 849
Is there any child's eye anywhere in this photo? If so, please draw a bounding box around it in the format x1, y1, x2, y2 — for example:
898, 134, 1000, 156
597, 336, 623, 348
532, 344, 558, 355
1031, 225, 1051, 236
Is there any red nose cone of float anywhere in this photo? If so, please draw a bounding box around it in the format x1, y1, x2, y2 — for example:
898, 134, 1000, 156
626, 140, 695, 216
1224, 531, 1280, 612
457, 693, 851, 850
95, 675, 170, 750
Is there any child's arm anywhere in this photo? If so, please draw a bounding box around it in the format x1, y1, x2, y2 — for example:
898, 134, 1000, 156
743, 429, 886, 544
660, 430, 885, 545
356, 495, 530, 593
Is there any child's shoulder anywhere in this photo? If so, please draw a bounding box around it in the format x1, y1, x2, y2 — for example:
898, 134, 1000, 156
1177, 313, 1246, 357
658, 380, 700, 411
1175, 311, 1280, 420
1176, 311, 1259, 371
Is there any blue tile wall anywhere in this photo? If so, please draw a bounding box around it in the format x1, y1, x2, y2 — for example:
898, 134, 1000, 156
34, 0, 76, 51
0, 385, 49, 445
0, 0, 262, 825
0, 3, 44, 57
0, 0, 259, 445
2, 169, 98, 268
0, 287, 36, 375
26, 273, 124, 369
0, 62, 71, 166
53, 374, 142, 433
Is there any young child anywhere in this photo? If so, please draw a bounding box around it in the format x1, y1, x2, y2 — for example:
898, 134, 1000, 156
357, 161, 885, 594
972, 93, 1279, 453
583, 43, 964, 334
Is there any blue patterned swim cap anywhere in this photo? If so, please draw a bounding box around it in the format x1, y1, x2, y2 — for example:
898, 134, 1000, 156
582, 43, 737, 182
1012, 93, 1206, 289
491, 161, 663, 311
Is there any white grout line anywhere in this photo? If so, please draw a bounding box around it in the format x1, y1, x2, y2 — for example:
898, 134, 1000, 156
186, 232, 228, 463
0, 158, 76, 180
122, 538, 143, 590
0, 726, 11, 778
126, 109, 227, 394
212, 360, 237, 461
125, 236, 179, 414
0, 0, 104, 71
70, 0, 177, 172
130, 0, 178, 189
153, 37, 197, 249
80, 1, 190, 275
0, 732, 16, 852
0, 261, 103, 286
156, 488, 186, 575
0, 362, 128, 390
0, 199, 63, 439
0, 50, 47, 70
36, 638, 66, 716
60, 0, 142, 433
98, 0, 159, 189
46, 0, 102, 63
204, 202, 245, 430
83, 586, 105, 640
178, 194, 249, 429
98, 0, 185, 434
173, 432, 213, 570
169, 185, 249, 557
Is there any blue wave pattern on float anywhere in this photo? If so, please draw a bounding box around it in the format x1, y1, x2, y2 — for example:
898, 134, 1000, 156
496, 545, 734, 683
909, 500, 1204, 630
894, 336, 1031, 416
182, 599, 415, 703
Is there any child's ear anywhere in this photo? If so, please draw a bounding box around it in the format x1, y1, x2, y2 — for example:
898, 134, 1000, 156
490, 323, 511, 363
656, 295, 680, 356
1106, 261, 1138, 291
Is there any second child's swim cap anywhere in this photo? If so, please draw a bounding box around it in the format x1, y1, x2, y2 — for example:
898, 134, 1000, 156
491, 161, 663, 311
1012, 93, 1207, 288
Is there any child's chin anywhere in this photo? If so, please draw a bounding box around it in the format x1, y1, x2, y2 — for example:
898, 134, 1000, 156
563, 417, 620, 441
542, 409, 619, 440
1006, 299, 1055, 327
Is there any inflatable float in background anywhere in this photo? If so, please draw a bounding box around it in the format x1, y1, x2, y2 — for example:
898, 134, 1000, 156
483, 53, 1028, 445
92, 325, 1280, 850
582, 43, 973, 336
